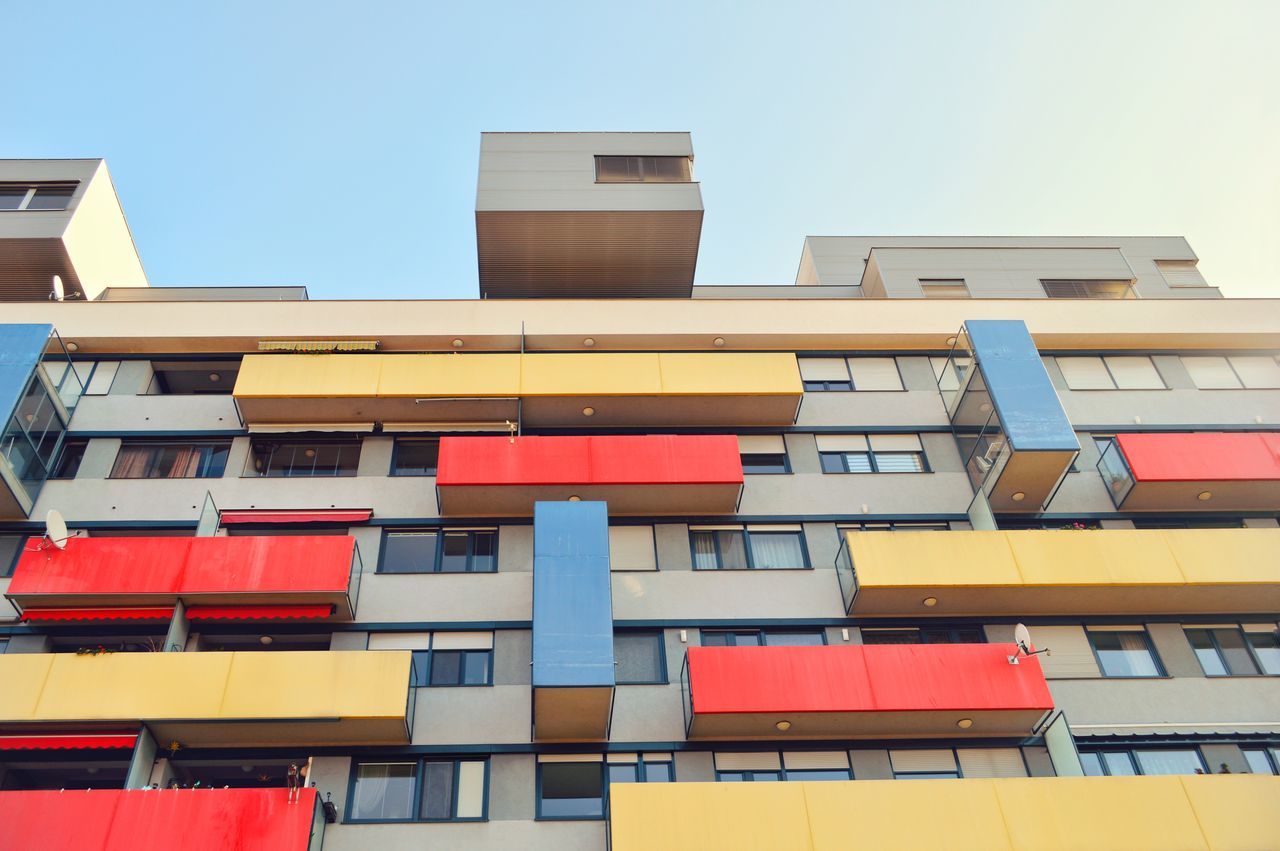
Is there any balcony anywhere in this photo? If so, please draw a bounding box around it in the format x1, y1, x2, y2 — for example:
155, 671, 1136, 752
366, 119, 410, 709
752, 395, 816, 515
232, 352, 802, 428
0, 788, 323, 851
1098, 432, 1280, 510
608, 775, 1280, 851
7, 535, 361, 620
437, 434, 743, 515
681, 644, 1052, 740
532, 501, 615, 740
941, 320, 1080, 512
838, 528, 1280, 617
1, 323, 82, 519
0, 651, 412, 747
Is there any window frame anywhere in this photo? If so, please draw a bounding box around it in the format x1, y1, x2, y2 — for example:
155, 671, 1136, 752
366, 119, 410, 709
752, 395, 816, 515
0, 182, 79, 212
1241, 747, 1280, 775
109, 440, 232, 480
537, 755, 675, 820
819, 448, 931, 474
1078, 748, 1206, 777
614, 630, 668, 685
1185, 626, 1278, 677
740, 451, 791, 475
689, 527, 811, 571
1087, 629, 1166, 679
1040, 279, 1137, 299
409, 647, 494, 688
919, 279, 970, 299
700, 629, 828, 647
593, 155, 692, 184
1057, 355, 1168, 391
799, 357, 905, 392
49, 438, 88, 479
860, 626, 986, 645
243, 438, 362, 478
344, 757, 489, 824
389, 437, 440, 476
377, 528, 499, 574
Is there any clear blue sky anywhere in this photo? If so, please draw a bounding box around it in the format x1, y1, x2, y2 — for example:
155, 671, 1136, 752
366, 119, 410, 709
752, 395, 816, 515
6, 1, 1278, 298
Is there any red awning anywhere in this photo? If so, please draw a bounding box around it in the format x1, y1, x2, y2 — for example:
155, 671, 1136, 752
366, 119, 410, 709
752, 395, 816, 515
0, 733, 138, 751
185, 604, 334, 621
20, 607, 175, 623
218, 509, 373, 524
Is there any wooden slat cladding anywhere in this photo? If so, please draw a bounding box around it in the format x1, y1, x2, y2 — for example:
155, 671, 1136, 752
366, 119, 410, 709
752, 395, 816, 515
477, 210, 702, 298
0, 239, 83, 301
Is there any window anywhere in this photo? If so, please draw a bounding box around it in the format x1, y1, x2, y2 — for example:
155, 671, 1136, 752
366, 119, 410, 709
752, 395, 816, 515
715, 751, 851, 782
369, 632, 494, 687
110, 441, 230, 479
0, 534, 23, 580
606, 754, 674, 784
690, 526, 808, 570
1155, 260, 1208, 288
817, 434, 928, 473
1242, 748, 1280, 775
738, 435, 789, 474
1079, 749, 1204, 776
538, 760, 604, 819
702, 629, 825, 647
931, 355, 972, 393
889, 749, 959, 780
1186, 626, 1279, 676
1057, 356, 1166, 390
1041, 280, 1136, 299
861, 627, 984, 645
919, 280, 969, 298
379, 529, 497, 573
348, 758, 486, 822
1088, 630, 1163, 677
1183, 355, 1280, 390
391, 438, 440, 476
798, 357, 903, 392
839, 522, 951, 533
0, 183, 78, 212
594, 155, 691, 183
49, 439, 88, 479
615, 632, 666, 684
609, 526, 656, 572
246, 440, 360, 477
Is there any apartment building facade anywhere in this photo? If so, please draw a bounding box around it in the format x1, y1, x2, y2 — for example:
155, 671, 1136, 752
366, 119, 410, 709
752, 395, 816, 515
0, 137, 1277, 849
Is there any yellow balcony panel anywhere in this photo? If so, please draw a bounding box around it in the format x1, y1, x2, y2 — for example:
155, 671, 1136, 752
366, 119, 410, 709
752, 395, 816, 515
843, 528, 1280, 617
234, 352, 801, 426
0, 651, 411, 747
608, 776, 1280, 851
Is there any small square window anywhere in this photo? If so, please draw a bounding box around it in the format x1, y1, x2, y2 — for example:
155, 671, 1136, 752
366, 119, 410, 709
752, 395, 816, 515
741, 452, 789, 474
428, 649, 493, 686
539, 762, 604, 819
25, 185, 76, 211
50, 439, 88, 479
349, 762, 417, 821
920, 280, 969, 298
615, 632, 666, 684
391, 439, 439, 476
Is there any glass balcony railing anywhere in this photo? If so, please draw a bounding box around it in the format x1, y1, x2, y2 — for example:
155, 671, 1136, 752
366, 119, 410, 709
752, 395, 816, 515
1097, 438, 1136, 508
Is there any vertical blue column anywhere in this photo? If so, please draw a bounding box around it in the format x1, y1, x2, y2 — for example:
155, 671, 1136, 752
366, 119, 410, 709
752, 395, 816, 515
532, 500, 614, 739
964, 320, 1077, 452
0, 324, 57, 518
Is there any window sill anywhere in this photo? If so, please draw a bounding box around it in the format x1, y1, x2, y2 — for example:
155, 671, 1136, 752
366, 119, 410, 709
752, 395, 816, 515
376, 570, 500, 576
413, 683, 494, 689
617, 680, 669, 687
345, 818, 489, 825
535, 815, 605, 822
692, 566, 813, 572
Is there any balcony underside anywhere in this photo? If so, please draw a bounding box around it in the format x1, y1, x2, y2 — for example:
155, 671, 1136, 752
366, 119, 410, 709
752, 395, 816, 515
532, 686, 614, 741
687, 708, 1049, 740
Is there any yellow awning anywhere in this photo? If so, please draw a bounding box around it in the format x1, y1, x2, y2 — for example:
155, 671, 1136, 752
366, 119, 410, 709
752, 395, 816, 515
843, 528, 1280, 616
609, 776, 1280, 851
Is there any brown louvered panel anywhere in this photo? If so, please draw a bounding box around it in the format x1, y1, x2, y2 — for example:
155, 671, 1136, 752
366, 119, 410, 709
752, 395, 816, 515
477, 210, 702, 298
0, 238, 83, 301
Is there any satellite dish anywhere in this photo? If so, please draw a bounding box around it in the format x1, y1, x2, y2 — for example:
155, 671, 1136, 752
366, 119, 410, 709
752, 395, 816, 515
45, 509, 70, 550
1014, 623, 1032, 654
51, 275, 65, 302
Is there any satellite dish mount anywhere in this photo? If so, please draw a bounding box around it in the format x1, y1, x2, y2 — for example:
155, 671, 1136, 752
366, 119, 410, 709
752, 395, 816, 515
1008, 623, 1050, 665
39, 509, 73, 551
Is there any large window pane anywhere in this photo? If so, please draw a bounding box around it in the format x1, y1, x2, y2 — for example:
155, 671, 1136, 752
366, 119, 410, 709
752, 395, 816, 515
471, 532, 497, 572
420, 761, 454, 820
439, 533, 470, 572
717, 531, 749, 569
691, 531, 719, 569
747, 532, 805, 569
392, 439, 439, 475
763, 631, 824, 647
0, 187, 28, 209
615, 632, 664, 683
1247, 631, 1280, 675
1090, 631, 1161, 677
1101, 752, 1136, 776
247, 440, 359, 477
1133, 750, 1203, 776
540, 763, 603, 818
110, 442, 229, 479
25, 185, 76, 210
430, 650, 463, 685
1186, 629, 1229, 676
351, 762, 416, 820
1215, 629, 1261, 676
607, 764, 640, 784
381, 532, 438, 573
1079, 752, 1105, 776
461, 650, 492, 685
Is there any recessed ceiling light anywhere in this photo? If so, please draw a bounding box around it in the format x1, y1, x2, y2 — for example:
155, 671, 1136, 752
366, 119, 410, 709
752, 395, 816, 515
923, 597, 938, 607
979, 403, 992, 413
208, 373, 221, 382
452, 339, 464, 348
956, 718, 974, 729
1197, 491, 1212, 501
304, 448, 316, 458
1011, 492, 1026, 502
775, 720, 792, 731
582, 406, 595, 417
568, 495, 581, 502
945, 337, 957, 347
259, 636, 273, 645
583, 338, 595, 348
66, 342, 79, 352
713, 337, 726, 347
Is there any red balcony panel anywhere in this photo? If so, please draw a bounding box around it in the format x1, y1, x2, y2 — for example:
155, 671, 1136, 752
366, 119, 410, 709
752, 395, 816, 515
685, 644, 1053, 739
0, 788, 318, 851
1112, 433, 1280, 510
7, 536, 356, 618
20, 607, 175, 623
437, 434, 744, 515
